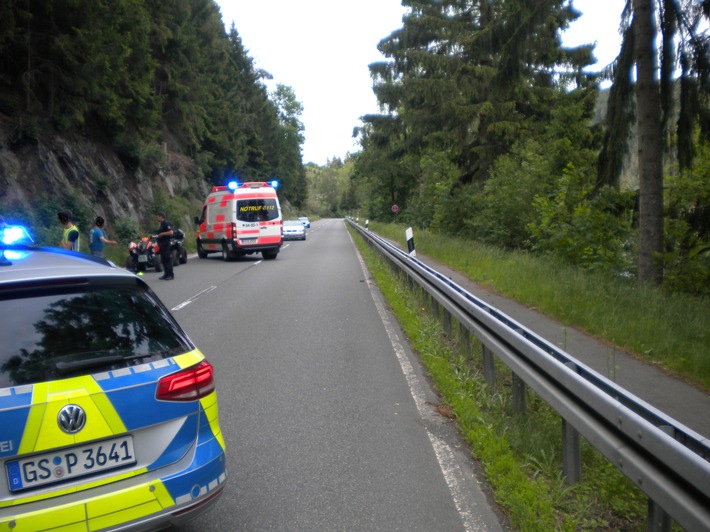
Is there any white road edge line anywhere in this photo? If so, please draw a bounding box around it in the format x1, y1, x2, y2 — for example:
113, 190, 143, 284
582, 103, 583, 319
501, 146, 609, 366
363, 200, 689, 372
353, 242, 493, 532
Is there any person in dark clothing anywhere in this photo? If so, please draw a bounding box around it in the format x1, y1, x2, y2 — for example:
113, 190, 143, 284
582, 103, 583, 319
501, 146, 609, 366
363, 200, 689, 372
155, 213, 174, 280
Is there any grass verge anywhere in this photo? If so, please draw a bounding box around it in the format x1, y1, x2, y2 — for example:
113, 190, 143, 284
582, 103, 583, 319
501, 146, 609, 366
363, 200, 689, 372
350, 225, 650, 531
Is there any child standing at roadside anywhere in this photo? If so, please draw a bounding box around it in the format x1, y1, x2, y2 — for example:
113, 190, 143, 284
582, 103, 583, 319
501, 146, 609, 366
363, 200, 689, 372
89, 216, 117, 257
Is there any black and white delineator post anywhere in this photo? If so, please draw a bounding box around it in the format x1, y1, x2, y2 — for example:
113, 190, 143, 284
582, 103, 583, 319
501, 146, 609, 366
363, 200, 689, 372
405, 227, 416, 257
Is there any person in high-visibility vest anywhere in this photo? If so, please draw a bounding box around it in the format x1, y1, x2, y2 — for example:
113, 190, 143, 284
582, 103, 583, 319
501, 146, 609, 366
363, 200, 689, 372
58, 210, 80, 251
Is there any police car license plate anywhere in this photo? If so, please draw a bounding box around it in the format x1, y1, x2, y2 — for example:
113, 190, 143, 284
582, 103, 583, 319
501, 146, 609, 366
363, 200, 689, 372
138, 255, 148, 262
6, 435, 136, 492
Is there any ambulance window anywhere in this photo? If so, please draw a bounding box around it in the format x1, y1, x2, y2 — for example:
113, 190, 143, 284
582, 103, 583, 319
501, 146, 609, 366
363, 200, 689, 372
237, 198, 279, 222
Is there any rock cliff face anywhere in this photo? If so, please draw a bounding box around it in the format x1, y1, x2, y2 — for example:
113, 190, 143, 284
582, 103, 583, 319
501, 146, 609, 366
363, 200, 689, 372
0, 117, 209, 238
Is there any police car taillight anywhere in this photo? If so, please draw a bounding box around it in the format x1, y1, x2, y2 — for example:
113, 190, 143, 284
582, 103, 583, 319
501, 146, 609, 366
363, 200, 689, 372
156, 360, 215, 401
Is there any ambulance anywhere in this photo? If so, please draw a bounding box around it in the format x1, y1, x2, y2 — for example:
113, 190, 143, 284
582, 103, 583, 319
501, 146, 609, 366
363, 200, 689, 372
195, 181, 283, 260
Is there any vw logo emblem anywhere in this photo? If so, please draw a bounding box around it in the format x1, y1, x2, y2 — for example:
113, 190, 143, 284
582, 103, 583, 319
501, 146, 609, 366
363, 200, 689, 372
58, 404, 86, 434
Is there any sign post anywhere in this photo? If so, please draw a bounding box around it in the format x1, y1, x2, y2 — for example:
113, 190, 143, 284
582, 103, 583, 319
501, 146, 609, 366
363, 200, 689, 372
405, 227, 416, 257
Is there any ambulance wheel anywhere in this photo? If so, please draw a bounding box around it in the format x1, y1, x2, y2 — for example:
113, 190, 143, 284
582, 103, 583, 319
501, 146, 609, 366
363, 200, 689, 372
197, 241, 207, 259
262, 249, 278, 260
222, 244, 232, 262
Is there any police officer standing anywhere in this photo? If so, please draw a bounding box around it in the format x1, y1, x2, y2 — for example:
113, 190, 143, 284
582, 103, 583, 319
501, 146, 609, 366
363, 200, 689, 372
155, 212, 174, 280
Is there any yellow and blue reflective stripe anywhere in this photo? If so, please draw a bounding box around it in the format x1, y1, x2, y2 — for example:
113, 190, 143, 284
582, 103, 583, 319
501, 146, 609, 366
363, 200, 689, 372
19, 375, 128, 454
0, 349, 226, 529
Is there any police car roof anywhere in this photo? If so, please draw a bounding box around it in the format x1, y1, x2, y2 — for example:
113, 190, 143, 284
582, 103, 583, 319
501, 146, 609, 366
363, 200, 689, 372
0, 246, 139, 286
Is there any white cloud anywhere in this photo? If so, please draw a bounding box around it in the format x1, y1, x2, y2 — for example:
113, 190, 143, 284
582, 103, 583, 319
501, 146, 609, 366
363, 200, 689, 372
562, 0, 625, 69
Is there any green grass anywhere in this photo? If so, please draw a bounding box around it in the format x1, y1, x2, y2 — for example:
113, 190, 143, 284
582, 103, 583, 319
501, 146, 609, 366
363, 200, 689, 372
369, 221, 710, 392
349, 225, 649, 530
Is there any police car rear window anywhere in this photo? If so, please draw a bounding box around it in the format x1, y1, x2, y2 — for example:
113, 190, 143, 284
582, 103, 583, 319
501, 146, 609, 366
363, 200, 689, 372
0, 285, 192, 387
237, 198, 279, 222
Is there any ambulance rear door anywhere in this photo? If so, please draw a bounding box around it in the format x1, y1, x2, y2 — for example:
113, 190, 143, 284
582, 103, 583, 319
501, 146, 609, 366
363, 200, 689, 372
234, 191, 282, 249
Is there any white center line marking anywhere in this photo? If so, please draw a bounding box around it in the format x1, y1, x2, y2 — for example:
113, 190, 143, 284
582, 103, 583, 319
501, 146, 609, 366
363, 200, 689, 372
172, 285, 217, 311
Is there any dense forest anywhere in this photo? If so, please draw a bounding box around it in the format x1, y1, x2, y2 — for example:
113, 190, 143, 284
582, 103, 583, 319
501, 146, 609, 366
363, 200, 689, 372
0, 0, 306, 233
1, 0, 709, 295
345, 0, 709, 295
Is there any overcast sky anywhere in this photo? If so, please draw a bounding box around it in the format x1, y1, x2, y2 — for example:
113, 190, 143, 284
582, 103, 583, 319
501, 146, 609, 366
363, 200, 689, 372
215, 0, 625, 166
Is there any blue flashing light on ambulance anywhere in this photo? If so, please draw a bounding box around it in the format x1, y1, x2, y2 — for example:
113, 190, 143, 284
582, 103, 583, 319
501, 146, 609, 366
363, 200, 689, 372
226, 179, 279, 191
194, 180, 283, 261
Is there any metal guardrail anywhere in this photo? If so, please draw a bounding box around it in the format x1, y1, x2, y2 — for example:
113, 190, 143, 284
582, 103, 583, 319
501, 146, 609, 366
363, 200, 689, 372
348, 220, 710, 532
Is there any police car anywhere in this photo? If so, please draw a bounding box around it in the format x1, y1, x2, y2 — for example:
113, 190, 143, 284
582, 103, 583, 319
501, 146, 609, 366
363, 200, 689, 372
0, 225, 226, 530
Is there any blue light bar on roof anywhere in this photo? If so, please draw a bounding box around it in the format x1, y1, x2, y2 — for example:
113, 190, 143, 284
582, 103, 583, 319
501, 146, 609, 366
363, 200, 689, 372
1, 225, 33, 246
270, 180, 279, 189
227, 180, 239, 191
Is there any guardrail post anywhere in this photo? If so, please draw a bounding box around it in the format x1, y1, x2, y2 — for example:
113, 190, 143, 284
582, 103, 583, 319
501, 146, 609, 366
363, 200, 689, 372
404, 273, 413, 290
431, 297, 440, 320
459, 323, 471, 360
512, 373, 526, 415
647, 500, 671, 532
416, 286, 426, 310
443, 308, 452, 336
482, 345, 496, 385
562, 419, 581, 484
644, 427, 674, 531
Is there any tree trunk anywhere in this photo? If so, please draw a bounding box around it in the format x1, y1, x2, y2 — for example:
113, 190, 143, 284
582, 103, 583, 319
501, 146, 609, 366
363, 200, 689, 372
634, 0, 664, 285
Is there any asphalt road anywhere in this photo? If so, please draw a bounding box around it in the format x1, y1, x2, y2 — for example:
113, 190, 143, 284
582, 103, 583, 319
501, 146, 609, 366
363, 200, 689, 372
142, 219, 505, 531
